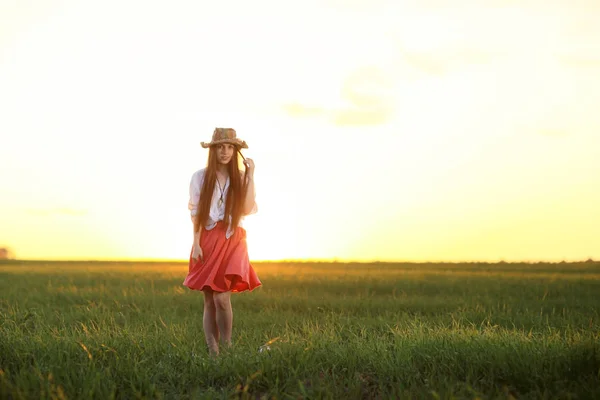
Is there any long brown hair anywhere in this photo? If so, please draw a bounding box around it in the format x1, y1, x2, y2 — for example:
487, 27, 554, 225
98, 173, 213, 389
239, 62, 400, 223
193, 147, 247, 233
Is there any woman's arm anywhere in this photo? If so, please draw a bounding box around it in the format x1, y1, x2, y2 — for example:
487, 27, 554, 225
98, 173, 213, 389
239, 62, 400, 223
242, 158, 257, 215
191, 225, 203, 261
189, 170, 204, 261
242, 175, 256, 215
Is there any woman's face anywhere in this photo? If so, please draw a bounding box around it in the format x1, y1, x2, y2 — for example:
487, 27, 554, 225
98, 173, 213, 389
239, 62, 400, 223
216, 143, 235, 165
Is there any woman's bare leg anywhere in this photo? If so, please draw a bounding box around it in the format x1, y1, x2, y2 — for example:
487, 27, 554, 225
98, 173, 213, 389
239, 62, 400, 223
213, 291, 233, 348
202, 289, 219, 356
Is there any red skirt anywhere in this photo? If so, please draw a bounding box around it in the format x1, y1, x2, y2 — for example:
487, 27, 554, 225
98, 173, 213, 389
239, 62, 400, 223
183, 221, 261, 293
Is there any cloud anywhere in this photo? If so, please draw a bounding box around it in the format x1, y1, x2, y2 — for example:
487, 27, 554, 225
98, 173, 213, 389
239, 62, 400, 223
391, 34, 494, 76
282, 66, 396, 126
25, 208, 88, 217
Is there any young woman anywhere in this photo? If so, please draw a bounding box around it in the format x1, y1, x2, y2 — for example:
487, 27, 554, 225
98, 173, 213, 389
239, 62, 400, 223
183, 127, 261, 357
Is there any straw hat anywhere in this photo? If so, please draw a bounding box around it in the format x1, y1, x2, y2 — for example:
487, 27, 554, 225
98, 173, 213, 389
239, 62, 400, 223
201, 128, 248, 149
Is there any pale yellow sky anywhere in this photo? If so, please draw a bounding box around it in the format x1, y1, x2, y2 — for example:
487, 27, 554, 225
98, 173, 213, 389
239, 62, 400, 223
1, 0, 599, 262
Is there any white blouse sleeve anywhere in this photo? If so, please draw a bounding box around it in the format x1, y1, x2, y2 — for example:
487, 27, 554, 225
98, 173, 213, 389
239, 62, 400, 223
188, 170, 204, 220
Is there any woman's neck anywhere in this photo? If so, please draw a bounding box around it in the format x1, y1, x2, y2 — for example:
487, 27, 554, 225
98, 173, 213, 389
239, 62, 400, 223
216, 164, 229, 176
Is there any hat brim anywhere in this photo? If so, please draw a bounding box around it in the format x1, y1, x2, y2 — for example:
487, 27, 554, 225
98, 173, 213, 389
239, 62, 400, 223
201, 139, 248, 149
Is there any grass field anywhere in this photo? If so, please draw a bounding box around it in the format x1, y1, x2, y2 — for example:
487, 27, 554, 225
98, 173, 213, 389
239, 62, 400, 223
0, 260, 599, 399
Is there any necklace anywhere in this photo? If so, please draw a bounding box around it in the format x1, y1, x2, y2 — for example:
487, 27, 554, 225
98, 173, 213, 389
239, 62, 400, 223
215, 176, 226, 207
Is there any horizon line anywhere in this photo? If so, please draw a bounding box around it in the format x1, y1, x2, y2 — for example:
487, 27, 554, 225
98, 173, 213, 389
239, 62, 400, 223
1, 258, 597, 265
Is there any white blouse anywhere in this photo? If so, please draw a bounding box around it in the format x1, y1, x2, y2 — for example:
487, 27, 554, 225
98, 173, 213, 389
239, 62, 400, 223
188, 168, 257, 238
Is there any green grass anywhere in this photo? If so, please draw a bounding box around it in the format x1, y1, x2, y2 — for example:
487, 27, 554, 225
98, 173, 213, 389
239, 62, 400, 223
0, 260, 599, 399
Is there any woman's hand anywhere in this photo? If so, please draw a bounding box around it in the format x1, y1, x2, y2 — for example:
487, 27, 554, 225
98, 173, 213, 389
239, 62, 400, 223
243, 158, 255, 179
191, 241, 203, 263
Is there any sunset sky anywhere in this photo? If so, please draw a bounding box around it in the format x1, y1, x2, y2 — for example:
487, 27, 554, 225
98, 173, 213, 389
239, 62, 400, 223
1, 0, 599, 262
